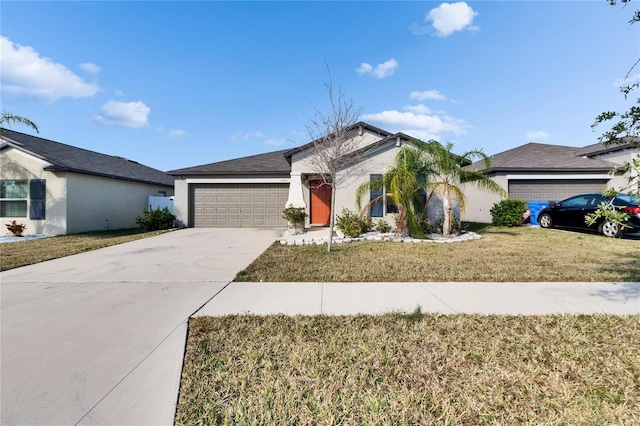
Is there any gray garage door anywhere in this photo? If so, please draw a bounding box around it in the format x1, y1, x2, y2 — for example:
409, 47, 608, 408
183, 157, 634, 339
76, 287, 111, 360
508, 179, 608, 202
191, 183, 289, 227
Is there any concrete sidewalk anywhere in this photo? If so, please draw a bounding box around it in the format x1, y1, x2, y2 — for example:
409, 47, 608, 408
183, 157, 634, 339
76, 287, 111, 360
195, 281, 640, 316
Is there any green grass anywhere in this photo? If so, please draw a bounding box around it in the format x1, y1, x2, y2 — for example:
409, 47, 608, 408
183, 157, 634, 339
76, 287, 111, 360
237, 224, 640, 282
177, 314, 640, 425
0, 228, 167, 271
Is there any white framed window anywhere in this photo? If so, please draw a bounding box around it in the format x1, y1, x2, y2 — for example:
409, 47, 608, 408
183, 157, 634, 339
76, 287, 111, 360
1, 180, 28, 217
0, 179, 46, 219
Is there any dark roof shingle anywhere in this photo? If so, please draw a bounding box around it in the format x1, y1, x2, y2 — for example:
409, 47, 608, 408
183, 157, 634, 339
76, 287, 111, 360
167, 148, 291, 176
465, 142, 620, 173
1, 129, 174, 187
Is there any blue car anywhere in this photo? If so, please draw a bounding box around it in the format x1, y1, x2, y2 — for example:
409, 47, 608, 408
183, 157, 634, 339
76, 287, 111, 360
537, 193, 640, 238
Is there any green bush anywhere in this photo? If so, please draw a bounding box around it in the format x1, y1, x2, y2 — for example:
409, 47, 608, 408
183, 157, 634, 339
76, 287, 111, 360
282, 205, 307, 224
136, 207, 175, 231
490, 199, 528, 227
335, 208, 362, 237
376, 219, 392, 233
360, 215, 374, 233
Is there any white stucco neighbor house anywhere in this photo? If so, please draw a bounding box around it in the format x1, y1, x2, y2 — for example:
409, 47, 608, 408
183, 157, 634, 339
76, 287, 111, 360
1, 129, 175, 236
462, 139, 639, 223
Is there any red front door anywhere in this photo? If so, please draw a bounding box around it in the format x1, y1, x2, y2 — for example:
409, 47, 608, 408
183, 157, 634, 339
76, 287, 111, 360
310, 180, 331, 225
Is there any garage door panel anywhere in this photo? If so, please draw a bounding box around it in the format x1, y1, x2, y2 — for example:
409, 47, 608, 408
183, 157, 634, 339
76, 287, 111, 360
508, 179, 607, 202
191, 183, 289, 228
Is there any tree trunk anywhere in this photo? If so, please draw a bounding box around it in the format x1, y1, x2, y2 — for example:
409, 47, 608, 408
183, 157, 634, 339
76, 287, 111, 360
442, 184, 451, 237
328, 184, 337, 252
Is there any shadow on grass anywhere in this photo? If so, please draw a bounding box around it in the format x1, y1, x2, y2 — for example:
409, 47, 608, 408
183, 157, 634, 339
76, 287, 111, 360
463, 222, 523, 236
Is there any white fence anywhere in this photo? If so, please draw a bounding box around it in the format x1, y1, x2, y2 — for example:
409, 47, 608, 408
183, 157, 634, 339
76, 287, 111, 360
148, 196, 174, 214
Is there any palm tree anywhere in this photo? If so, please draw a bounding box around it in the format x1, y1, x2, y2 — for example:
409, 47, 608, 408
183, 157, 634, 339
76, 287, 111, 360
420, 141, 506, 237
356, 144, 432, 237
0, 111, 39, 134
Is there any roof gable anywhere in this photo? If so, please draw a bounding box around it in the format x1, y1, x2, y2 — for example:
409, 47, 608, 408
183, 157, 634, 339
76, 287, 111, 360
283, 121, 392, 159
1, 129, 174, 187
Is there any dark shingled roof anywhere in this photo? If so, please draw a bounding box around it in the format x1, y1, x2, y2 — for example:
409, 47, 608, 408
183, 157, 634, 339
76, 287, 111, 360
167, 148, 291, 176
576, 137, 640, 157
465, 142, 619, 173
1, 129, 174, 187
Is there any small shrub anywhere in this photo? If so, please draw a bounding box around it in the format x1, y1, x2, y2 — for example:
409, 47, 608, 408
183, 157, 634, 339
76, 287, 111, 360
5, 220, 27, 237
135, 207, 175, 232
335, 208, 362, 237
376, 219, 392, 233
490, 199, 528, 227
429, 216, 461, 235
360, 215, 374, 233
282, 205, 307, 224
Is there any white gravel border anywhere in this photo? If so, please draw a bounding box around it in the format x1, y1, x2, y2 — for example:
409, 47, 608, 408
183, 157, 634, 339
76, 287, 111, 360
279, 230, 481, 245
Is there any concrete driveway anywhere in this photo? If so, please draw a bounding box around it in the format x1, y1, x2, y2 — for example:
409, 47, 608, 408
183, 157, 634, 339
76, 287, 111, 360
0, 228, 281, 426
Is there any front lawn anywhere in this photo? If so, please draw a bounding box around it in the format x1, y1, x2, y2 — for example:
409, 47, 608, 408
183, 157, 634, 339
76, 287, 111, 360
0, 228, 166, 271
236, 224, 640, 282
177, 314, 640, 425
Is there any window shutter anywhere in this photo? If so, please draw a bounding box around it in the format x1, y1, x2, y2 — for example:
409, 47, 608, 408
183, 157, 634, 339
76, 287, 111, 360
29, 179, 46, 220
369, 174, 383, 217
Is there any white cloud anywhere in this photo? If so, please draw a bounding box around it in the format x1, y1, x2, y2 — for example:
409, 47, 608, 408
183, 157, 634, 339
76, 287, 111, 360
93, 100, 150, 128
362, 107, 468, 142
525, 131, 550, 141
232, 131, 266, 141
0, 36, 99, 103
416, 2, 479, 38
614, 73, 640, 86
167, 129, 188, 139
356, 58, 399, 79
403, 104, 433, 114
264, 138, 285, 146
410, 90, 447, 101
80, 62, 101, 75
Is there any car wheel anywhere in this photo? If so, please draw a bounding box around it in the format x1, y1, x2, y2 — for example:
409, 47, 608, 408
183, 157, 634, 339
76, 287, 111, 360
539, 213, 553, 228
600, 221, 622, 238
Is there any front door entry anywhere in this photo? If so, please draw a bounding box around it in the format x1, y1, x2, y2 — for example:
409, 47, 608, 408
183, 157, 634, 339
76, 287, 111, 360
310, 180, 331, 225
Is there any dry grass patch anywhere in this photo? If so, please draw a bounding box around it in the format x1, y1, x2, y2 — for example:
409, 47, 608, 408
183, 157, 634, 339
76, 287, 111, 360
237, 225, 640, 282
177, 314, 640, 425
0, 228, 166, 271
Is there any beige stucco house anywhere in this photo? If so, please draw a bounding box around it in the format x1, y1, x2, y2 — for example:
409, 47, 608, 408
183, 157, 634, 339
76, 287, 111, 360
1, 129, 174, 236
462, 140, 639, 223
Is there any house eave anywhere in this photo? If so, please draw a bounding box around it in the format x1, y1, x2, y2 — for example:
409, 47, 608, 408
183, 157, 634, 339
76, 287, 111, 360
44, 166, 174, 187
167, 170, 290, 177
479, 167, 619, 174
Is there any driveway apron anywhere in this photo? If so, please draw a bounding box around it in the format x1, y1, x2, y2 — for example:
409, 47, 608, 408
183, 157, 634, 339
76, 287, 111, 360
0, 228, 280, 426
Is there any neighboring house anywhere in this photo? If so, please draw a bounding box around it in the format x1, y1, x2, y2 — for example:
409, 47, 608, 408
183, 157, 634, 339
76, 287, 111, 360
462, 140, 639, 223
169, 122, 430, 228
1, 129, 174, 236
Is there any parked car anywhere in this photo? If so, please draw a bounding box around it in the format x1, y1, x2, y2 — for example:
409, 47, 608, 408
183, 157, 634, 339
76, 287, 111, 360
537, 193, 640, 237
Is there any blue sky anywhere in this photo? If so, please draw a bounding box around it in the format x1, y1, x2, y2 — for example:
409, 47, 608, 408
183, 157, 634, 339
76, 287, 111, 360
1, 1, 637, 172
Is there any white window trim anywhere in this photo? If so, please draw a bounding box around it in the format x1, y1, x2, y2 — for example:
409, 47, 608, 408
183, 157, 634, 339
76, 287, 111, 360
0, 180, 28, 218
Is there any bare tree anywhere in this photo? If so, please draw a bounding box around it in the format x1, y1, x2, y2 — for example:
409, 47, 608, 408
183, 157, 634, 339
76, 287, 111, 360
304, 83, 364, 251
